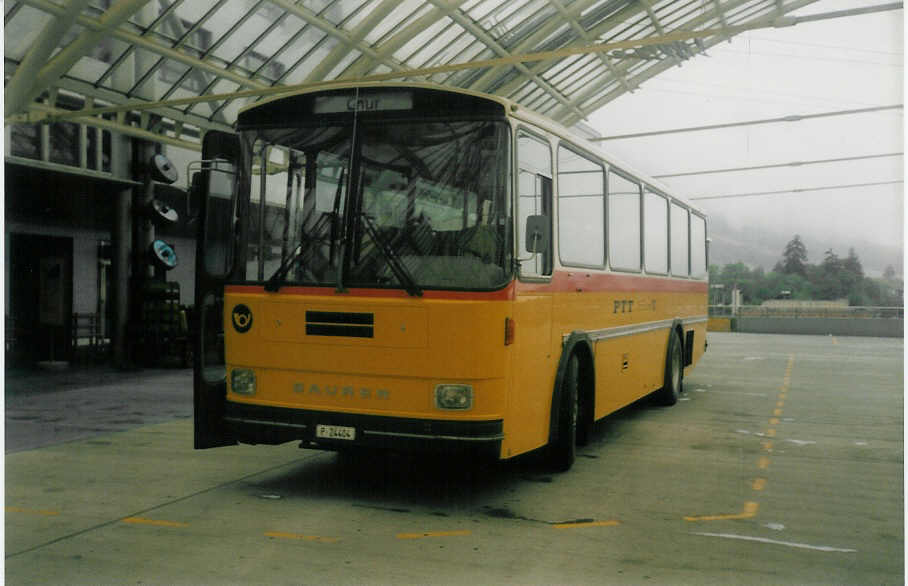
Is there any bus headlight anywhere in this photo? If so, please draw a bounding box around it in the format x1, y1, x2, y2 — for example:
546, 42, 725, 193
435, 384, 473, 410
231, 368, 257, 395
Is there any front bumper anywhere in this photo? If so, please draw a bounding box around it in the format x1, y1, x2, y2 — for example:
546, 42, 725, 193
224, 401, 504, 456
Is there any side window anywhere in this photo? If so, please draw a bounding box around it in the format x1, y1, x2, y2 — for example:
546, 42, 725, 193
690, 213, 707, 279
670, 202, 690, 277
517, 131, 552, 277
608, 170, 641, 271
644, 189, 668, 274
558, 146, 604, 267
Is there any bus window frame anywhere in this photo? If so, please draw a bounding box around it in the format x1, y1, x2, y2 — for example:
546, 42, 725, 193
515, 126, 554, 282
669, 199, 691, 278
643, 185, 669, 276
690, 211, 709, 280
606, 166, 643, 274
556, 141, 606, 271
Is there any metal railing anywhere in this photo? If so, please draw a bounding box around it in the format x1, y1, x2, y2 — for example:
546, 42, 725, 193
709, 305, 904, 319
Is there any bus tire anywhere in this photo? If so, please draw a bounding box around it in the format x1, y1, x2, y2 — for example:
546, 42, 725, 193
656, 329, 683, 406
548, 354, 579, 472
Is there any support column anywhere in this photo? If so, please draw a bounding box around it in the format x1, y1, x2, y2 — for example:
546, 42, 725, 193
112, 187, 131, 368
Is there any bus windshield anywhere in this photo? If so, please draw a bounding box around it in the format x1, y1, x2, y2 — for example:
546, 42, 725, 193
240, 119, 512, 292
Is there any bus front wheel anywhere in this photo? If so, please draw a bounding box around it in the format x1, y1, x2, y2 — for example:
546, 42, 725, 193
548, 354, 579, 472
655, 330, 683, 406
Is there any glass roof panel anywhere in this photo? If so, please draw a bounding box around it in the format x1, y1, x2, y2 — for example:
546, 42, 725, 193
341, 0, 381, 30
394, 16, 453, 64
327, 49, 362, 80
5, 6, 53, 61
282, 35, 341, 84
167, 1, 224, 28
3, 0, 830, 142
407, 22, 467, 69
363, 0, 425, 45
301, 0, 338, 16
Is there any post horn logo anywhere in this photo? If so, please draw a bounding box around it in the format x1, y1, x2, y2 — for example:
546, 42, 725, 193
232, 304, 253, 333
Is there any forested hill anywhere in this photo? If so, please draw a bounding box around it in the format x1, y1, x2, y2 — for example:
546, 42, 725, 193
707, 214, 903, 278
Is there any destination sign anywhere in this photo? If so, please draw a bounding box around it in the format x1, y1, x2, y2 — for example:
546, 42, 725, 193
313, 92, 414, 114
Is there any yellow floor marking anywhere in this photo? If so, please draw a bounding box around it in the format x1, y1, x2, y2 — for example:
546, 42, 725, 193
396, 530, 471, 540
831, 336, 838, 345
776, 400, 784, 408
122, 517, 188, 528
773, 408, 783, 416
766, 429, 776, 437
752, 478, 767, 491
6, 506, 60, 516
265, 531, 341, 543
552, 520, 621, 530
685, 502, 759, 522
769, 417, 780, 425
758, 456, 770, 470
762, 440, 773, 452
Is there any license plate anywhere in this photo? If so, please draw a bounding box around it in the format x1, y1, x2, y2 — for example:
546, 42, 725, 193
316, 424, 356, 441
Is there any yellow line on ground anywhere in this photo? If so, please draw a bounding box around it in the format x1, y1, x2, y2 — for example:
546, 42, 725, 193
762, 440, 774, 452
551, 520, 621, 530
773, 408, 783, 416
265, 531, 341, 543
758, 456, 771, 470
685, 502, 759, 522
122, 517, 189, 528
6, 506, 60, 516
766, 429, 777, 437
752, 478, 767, 491
396, 530, 472, 540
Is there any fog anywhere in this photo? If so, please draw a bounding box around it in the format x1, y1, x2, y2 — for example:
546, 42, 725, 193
589, 0, 903, 274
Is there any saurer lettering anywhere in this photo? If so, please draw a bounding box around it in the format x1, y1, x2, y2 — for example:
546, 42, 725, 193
294, 382, 390, 400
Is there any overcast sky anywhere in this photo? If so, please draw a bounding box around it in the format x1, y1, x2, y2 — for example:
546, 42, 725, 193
588, 0, 903, 266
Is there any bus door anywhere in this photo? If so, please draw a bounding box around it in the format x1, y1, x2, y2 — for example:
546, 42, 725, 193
509, 130, 554, 455
193, 131, 242, 449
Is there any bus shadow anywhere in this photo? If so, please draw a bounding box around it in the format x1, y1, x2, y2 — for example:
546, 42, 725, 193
247, 447, 554, 514
245, 394, 664, 515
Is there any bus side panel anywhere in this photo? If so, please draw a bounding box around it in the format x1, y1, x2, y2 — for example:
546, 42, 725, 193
549, 281, 707, 422
503, 291, 554, 458
593, 329, 667, 418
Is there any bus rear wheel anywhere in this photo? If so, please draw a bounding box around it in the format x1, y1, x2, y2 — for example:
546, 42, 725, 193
655, 330, 683, 406
548, 354, 579, 472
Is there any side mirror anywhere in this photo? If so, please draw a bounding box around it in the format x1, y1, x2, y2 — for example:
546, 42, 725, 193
524, 215, 551, 255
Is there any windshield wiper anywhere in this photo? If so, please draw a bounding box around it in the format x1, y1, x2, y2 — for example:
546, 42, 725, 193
359, 213, 422, 297
264, 212, 333, 292
264, 241, 304, 292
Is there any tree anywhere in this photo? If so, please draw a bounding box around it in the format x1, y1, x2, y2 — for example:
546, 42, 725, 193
779, 235, 808, 276
883, 265, 896, 280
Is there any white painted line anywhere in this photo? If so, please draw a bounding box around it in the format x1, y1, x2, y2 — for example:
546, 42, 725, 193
784, 439, 817, 446
692, 532, 856, 552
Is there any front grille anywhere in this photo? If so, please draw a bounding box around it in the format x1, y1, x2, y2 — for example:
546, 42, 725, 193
306, 311, 374, 338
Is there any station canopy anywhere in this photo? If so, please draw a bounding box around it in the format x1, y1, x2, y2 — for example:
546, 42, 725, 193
5, 0, 824, 149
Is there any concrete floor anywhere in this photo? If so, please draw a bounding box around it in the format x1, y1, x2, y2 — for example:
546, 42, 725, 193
5, 332, 903, 584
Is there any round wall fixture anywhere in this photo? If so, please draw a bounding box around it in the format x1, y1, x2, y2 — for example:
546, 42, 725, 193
150, 153, 179, 184
149, 239, 178, 270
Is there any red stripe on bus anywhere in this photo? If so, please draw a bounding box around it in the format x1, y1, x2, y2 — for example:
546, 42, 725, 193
224, 282, 517, 301
224, 273, 705, 299
517, 272, 708, 294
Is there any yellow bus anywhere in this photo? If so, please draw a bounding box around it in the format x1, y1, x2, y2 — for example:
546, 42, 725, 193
193, 82, 708, 471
